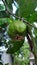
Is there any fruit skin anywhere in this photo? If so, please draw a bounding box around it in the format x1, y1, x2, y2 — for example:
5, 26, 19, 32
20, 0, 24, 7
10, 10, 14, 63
7, 22, 16, 38
7, 20, 26, 38
14, 20, 26, 33
7, 20, 26, 54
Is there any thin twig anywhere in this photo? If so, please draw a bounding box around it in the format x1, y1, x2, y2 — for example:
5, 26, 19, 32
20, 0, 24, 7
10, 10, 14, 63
2, 0, 37, 29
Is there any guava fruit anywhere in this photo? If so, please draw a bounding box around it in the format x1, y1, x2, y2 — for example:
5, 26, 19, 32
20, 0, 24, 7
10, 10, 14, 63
7, 20, 26, 54
7, 20, 26, 38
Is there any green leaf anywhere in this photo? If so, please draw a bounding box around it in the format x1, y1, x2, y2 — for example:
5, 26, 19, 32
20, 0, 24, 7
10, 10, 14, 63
0, 11, 9, 18
5, 0, 13, 10
34, 28, 37, 36
7, 39, 24, 54
0, 18, 10, 27
0, 4, 5, 11
16, 0, 37, 22
29, 12, 37, 23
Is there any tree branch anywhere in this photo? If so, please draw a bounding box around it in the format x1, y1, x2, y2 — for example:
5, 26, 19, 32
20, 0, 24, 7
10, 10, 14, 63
26, 33, 33, 51
2, 0, 37, 29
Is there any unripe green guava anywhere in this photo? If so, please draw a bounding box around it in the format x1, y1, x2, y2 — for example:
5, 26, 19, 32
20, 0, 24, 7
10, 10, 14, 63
14, 20, 26, 33
7, 20, 26, 54
8, 20, 26, 38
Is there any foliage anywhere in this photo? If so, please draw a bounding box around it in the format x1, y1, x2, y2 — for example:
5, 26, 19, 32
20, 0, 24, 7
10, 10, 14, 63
14, 40, 30, 65
15, 0, 37, 22
7, 39, 24, 54
5, 0, 13, 10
